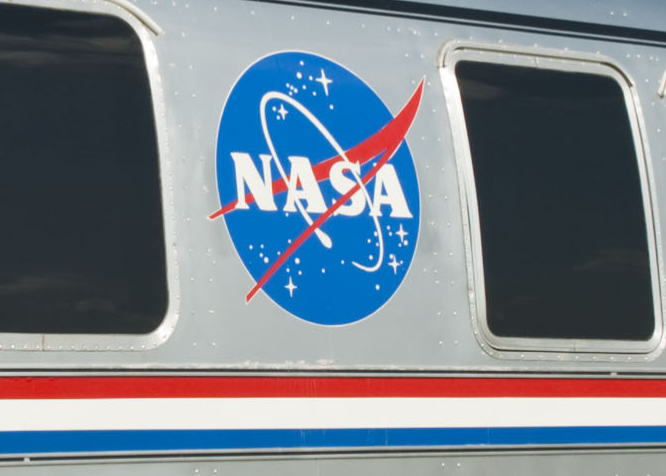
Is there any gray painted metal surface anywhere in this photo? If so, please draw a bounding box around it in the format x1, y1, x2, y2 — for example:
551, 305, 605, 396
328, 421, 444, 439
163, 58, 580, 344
0, 0, 663, 371
2, 451, 666, 475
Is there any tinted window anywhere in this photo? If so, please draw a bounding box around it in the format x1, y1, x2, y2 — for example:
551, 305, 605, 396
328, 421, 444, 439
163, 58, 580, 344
456, 61, 654, 341
0, 5, 167, 334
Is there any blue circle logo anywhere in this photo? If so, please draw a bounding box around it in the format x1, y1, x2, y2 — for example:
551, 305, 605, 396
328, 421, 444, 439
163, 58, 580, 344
211, 52, 423, 325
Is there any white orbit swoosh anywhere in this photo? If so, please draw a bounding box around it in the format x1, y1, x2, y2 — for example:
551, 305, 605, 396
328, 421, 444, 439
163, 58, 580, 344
259, 92, 384, 272
260, 93, 332, 249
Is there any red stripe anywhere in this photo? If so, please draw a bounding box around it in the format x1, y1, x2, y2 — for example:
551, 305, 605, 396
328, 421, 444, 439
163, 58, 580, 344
1, 377, 666, 399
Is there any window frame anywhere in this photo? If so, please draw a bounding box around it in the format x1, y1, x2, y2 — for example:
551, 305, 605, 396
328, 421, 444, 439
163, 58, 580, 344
0, 0, 178, 352
439, 40, 664, 355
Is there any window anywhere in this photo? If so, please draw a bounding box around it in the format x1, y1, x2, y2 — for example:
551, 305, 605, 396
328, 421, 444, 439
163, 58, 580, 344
0, 4, 167, 335
441, 42, 662, 353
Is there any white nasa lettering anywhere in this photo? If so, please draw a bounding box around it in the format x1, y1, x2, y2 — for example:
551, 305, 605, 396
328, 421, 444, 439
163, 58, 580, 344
284, 156, 327, 214
231, 153, 412, 218
231, 152, 277, 211
329, 161, 365, 217
370, 164, 413, 218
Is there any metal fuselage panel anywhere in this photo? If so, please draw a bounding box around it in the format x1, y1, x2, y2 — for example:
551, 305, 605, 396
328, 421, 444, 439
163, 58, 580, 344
0, 0, 665, 471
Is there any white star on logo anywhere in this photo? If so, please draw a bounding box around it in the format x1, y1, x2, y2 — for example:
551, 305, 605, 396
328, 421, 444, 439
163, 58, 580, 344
396, 224, 408, 243
285, 276, 297, 297
277, 103, 288, 120
388, 255, 400, 274
315, 68, 332, 96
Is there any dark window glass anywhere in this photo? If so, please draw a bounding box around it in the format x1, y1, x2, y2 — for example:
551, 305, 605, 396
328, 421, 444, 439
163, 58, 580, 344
0, 5, 167, 334
456, 61, 654, 341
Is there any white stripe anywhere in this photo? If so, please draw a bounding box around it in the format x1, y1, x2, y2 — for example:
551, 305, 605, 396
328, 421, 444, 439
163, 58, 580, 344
0, 398, 664, 431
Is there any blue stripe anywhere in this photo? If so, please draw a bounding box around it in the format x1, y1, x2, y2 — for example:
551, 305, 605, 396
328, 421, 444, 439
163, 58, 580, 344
1, 427, 666, 454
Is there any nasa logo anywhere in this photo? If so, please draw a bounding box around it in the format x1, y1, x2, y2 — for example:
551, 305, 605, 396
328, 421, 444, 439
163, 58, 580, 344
211, 52, 423, 325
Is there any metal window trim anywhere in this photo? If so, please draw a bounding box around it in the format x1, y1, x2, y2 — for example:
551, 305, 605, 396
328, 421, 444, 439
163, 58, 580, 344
0, 0, 180, 352
438, 39, 665, 357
